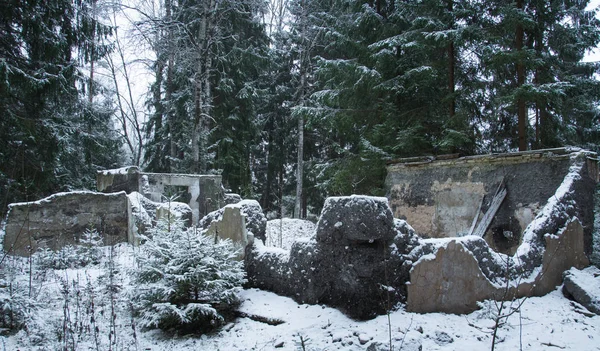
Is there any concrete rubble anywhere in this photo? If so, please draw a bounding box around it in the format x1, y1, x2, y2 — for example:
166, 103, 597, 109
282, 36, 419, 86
245, 148, 599, 317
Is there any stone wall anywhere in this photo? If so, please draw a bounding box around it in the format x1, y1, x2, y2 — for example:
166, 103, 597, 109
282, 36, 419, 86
385, 148, 598, 255
3, 191, 133, 256
246, 149, 597, 318
246, 196, 413, 320
97, 167, 224, 224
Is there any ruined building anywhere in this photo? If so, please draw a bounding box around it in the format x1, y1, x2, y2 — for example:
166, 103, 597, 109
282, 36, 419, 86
245, 148, 599, 316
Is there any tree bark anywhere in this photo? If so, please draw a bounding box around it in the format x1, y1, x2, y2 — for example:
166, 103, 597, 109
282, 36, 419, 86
165, 0, 176, 171
447, 0, 455, 119
516, 0, 527, 151
294, 0, 307, 219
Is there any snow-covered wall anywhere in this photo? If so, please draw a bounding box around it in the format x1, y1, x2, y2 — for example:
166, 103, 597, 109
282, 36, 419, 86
247, 150, 598, 317
386, 148, 598, 255
3, 191, 133, 256
97, 167, 224, 224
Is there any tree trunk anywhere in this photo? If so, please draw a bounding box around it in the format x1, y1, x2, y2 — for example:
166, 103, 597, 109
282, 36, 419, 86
295, 103, 304, 218
88, 0, 97, 104
295, 0, 307, 219
192, 2, 208, 173
516, 0, 527, 151
447, 0, 455, 119
166, 0, 176, 171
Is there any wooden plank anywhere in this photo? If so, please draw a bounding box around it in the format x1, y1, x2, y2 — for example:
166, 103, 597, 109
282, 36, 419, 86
473, 185, 507, 238
467, 196, 485, 236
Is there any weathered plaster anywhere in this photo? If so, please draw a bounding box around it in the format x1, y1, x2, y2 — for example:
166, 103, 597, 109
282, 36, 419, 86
97, 167, 224, 224
386, 148, 594, 254
407, 219, 589, 314
3, 191, 132, 256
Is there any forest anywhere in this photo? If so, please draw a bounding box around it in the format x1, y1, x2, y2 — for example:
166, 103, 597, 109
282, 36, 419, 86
1, 0, 599, 218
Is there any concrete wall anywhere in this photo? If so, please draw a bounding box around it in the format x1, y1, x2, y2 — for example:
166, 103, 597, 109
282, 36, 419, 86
407, 219, 589, 314
3, 191, 133, 256
386, 148, 598, 255
97, 168, 224, 224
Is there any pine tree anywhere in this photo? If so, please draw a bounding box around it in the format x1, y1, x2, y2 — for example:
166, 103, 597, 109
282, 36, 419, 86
143, 0, 270, 193
476, 0, 600, 151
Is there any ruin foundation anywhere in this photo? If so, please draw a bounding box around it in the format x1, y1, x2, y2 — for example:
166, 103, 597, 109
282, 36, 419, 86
3, 191, 134, 256
246, 148, 599, 317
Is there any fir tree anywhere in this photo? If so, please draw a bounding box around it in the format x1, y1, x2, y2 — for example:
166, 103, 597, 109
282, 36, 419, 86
132, 220, 246, 333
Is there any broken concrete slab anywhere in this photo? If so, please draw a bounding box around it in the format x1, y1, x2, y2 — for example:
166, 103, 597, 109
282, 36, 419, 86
4, 191, 134, 256
563, 266, 600, 315
200, 200, 267, 243
247, 150, 597, 317
205, 205, 251, 260
156, 202, 193, 227
246, 195, 403, 320
316, 195, 396, 244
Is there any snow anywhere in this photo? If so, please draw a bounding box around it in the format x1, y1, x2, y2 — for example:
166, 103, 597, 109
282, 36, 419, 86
518, 152, 585, 255
97, 166, 138, 176
567, 266, 600, 305
1, 239, 599, 350
265, 218, 316, 250
8, 190, 127, 208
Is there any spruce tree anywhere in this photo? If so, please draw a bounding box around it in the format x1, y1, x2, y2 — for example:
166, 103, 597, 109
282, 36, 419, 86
0, 0, 121, 214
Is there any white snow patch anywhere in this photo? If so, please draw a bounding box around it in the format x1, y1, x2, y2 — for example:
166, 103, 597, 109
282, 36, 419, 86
265, 218, 316, 250
8, 190, 127, 208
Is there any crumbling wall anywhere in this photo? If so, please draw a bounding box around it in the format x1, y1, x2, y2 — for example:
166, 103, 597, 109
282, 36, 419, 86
246, 196, 414, 319
3, 191, 133, 256
97, 167, 224, 224
386, 148, 597, 255
246, 150, 596, 317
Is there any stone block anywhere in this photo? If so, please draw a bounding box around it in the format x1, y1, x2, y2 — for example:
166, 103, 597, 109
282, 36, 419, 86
205, 205, 249, 259
563, 266, 600, 315
316, 195, 395, 244
4, 191, 133, 256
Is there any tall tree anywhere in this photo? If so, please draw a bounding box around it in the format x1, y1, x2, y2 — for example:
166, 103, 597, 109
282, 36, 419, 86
142, 0, 269, 194
0, 0, 121, 215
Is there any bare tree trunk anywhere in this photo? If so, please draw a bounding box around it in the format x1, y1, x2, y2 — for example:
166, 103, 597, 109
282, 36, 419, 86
516, 0, 527, 151
106, 8, 145, 166
294, 0, 307, 219
88, 0, 97, 104
165, 0, 176, 171
295, 101, 304, 218
447, 0, 455, 119
192, 2, 208, 173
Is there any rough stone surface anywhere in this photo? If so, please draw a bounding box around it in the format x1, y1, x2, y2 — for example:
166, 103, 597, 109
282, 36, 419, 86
156, 202, 193, 227
316, 195, 395, 244
386, 148, 597, 255
563, 266, 600, 315
200, 200, 267, 243
98, 168, 225, 224
246, 150, 597, 317
205, 206, 249, 259
246, 196, 404, 320
224, 193, 242, 205
97, 166, 141, 194
4, 191, 132, 256
407, 219, 589, 314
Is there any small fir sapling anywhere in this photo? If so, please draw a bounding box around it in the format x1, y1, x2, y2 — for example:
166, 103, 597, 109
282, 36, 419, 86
131, 219, 246, 333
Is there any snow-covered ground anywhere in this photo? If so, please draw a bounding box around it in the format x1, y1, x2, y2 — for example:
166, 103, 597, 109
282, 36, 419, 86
1, 239, 599, 351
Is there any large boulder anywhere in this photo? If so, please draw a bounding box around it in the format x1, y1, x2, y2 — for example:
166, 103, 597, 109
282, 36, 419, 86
563, 266, 600, 315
